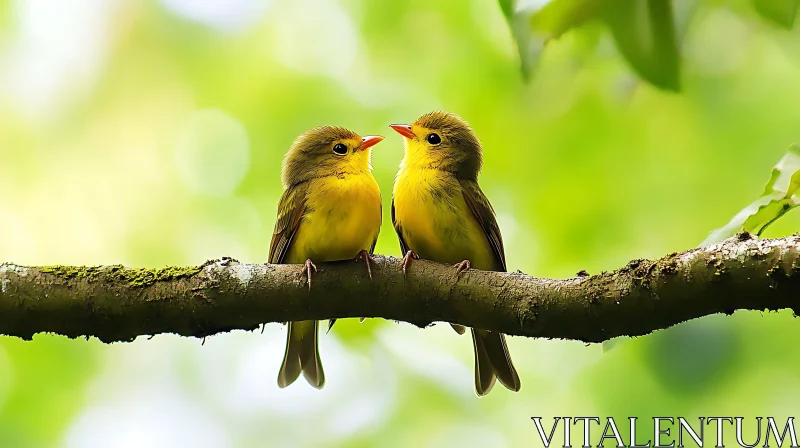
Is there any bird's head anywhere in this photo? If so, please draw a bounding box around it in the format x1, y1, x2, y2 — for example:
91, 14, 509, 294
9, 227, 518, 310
281, 126, 383, 187
390, 111, 482, 178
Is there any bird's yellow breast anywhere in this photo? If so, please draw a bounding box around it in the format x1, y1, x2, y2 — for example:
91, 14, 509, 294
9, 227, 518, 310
285, 173, 382, 264
393, 167, 497, 270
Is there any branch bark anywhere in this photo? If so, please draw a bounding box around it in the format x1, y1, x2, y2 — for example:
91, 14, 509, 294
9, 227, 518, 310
1, 232, 798, 343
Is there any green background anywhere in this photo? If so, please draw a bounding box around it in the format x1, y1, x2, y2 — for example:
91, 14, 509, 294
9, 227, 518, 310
0, 0, 799, 446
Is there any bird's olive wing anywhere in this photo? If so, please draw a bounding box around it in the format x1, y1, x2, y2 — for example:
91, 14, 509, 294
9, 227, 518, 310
459, 179, 507, 272
268, 183, 308, 264
391, 199, 410, 255
370, 202, 382, 255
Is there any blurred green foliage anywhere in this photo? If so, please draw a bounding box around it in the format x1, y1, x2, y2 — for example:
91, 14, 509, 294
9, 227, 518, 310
507, 0, 799, 90
0, 337, 98, 447
753, 0, 800, 28
1, 0, 800, 446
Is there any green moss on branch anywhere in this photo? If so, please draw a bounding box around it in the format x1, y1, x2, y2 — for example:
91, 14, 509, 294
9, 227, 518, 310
38, 265, 202, 288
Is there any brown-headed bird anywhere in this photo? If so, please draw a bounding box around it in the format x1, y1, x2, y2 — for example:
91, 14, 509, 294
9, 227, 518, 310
270, 126, 383, 389
390, 111, 520, 396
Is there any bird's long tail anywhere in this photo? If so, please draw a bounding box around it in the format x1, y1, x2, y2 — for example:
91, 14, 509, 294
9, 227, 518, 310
278, 320, 325, 389
471, 329, 520, 396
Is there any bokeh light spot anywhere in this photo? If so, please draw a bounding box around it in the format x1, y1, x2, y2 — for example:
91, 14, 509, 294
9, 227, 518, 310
173, 109, 251, 198
273, 0, 358, 78
159, 0, 271, 32
684, 9, 751, 76
1, 0, 117, 118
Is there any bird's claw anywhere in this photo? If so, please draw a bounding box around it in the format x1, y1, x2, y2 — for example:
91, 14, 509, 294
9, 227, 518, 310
401, 250, 419, 278
453, 259, 471, 278
355, 249, 376, 281
300, 259, 317, 291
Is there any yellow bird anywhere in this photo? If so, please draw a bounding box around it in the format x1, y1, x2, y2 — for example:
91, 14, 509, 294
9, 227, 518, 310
269, 126, 383, 389
390, 111, 520, 396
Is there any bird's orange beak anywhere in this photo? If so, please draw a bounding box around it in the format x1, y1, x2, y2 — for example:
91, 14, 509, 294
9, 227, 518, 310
357, 135, 384, 151
390, 124, 415, 139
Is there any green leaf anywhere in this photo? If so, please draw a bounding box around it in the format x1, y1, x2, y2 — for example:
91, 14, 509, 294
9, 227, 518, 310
603, 0, 681, 91
752, 0, 800, 29
498, 0, 514, 19
507, 7, 546, 81
673, 0, 700, 45
529, 0, 603, 42
701, 144, 800, 246
503, 0, 605, 81
503, 0, 687, 90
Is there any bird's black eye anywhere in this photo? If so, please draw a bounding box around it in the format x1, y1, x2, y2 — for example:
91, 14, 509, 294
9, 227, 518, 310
426, 133, 441, 145
333, 143, 348, 155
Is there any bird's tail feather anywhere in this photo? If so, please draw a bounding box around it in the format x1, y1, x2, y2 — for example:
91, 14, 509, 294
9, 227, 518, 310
472, 329, 497, 396
472, 329, 520, 396
278, 320, 325, 389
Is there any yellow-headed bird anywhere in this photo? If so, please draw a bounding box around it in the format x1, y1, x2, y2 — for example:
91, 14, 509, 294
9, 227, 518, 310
390, 111, 520, 396
270, 126, 383, 389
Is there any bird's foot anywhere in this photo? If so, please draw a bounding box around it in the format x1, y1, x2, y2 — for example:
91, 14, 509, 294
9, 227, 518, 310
401, 250, 419, 278
355, 249, 376, 281
300, 259, 317, 291
453, 259, 471, 278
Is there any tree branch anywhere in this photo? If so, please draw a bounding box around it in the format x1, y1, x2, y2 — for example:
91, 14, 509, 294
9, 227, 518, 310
1, 232, 798, 343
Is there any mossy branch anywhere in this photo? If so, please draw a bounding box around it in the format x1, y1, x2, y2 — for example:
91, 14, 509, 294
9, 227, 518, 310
1, 233, 799, 343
